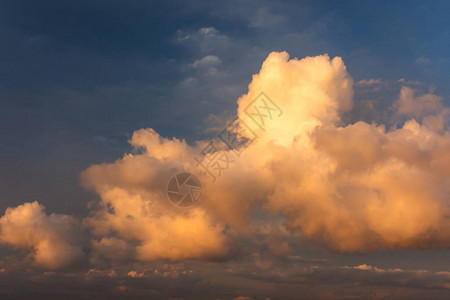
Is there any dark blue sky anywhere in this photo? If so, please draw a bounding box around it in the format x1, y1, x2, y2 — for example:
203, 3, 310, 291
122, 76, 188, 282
1, 0, 449, 215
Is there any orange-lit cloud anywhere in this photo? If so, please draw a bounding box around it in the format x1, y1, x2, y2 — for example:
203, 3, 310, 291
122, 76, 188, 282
2, 51, 450, 268
0, 201, 84, 269
81, 133, 229, 262
80, 51, 450, 258
232, 52, 450, 252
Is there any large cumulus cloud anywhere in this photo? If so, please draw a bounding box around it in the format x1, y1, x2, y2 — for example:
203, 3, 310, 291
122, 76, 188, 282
235, 52, 450, 252
81, 51, 450, 259
2, 51, 450, 268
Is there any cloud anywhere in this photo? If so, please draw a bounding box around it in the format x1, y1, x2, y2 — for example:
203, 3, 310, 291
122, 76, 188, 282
188, 55, 222, 76
79, 50, 450, 259
263, 234, 292, 258
0, 201, 85, 269
175, 27, 230, 54
92, 237, 135, 261
198, 27, 218, 37
395, 86, 443, 119
356, 78, 383, 86
232, 52, 450, 253
81, 130, 229, 262
393, 86, 450, 132
189, 55, 221, 68
5, 50, 450, 271
128, 270, 145, 278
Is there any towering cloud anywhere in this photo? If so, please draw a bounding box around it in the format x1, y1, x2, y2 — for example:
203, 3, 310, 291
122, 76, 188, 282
233, 52, 450, 252
80, 51, 450, 258
2, 51, 450, 269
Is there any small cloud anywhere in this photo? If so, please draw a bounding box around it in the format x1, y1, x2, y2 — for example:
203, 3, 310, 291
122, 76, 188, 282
189, 55, 221, 68
177, 27, 219, 43
352, 264, 386, 273
85, 268, 117, 278
356, 79, 383, 86
398, 78, 422, 85
394, 86, 443, 118
0, 202, 85, 270
128, 270, 145, 278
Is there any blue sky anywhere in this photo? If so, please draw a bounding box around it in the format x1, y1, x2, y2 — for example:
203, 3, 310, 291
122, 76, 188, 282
1, 1, 450, 299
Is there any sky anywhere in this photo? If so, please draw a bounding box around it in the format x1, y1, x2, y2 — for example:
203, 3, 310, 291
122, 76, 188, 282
1, 0, 450, 299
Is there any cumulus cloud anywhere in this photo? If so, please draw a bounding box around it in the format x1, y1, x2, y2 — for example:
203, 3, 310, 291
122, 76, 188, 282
0, 201, 85, 269
233, 52, 450, 252
395, 86, 443, 118
81, 131, 229, 262
78, 50, 450, 259
393, 86, 450, 132
0, 50, 437, 268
